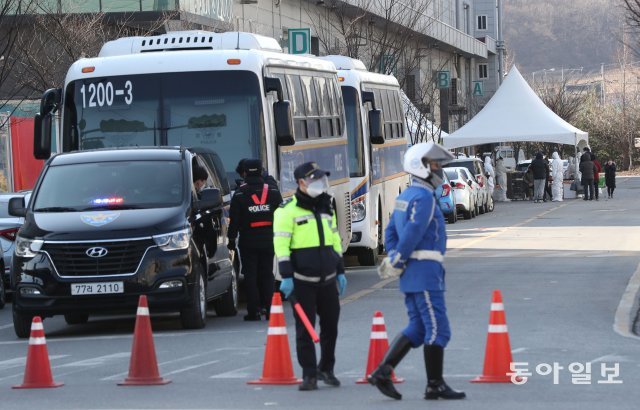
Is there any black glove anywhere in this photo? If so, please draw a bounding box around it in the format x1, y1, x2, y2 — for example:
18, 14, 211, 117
227, 238, 236, 251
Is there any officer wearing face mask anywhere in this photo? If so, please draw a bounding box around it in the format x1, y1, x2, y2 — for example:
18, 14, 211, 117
369, 142, 465, 401
273, 162, 347, 391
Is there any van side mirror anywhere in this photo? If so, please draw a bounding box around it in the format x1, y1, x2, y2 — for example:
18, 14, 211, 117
8, 197, 26, 217
196, 188, 223, 211
368, 109, 384, 144
34, 113, 53, 160
274, 100, 295, 146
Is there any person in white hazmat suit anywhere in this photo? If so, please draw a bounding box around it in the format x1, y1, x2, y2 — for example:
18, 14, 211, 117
551, 152, 564, 201
484, 156, 495, 200
494, 157, 509, 202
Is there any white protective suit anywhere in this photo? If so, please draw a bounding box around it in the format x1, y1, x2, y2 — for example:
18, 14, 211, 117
494, 157, 509, 202
551, 152, 564, 201
484, 156, 495, 199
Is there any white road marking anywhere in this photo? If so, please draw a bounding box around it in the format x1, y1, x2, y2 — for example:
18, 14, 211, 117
0, 355, 68, 381
101, 351, 215, 381
0, 329, 248, 346
511, 347, 527, 353
614, 261, 640, 340
210, 364, 257, 379
588, 355, 630, 364
0, 324, 14, 330
163, 360, 220, 376
0, 355, 68, 372
56, 352, 130, 367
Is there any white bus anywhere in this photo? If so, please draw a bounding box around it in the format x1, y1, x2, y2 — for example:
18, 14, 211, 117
33, 31, 352, 251
321, 56, 409, 266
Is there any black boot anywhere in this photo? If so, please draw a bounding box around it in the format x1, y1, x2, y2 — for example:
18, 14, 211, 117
367, 334, 412, 400
298, 376, 318, 391
423, 345, 466, 400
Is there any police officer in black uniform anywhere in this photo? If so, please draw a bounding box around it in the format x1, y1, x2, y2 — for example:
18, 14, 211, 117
228, 159, 282, 321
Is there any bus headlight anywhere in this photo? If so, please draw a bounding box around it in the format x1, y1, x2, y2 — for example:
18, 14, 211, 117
351, 197, 366, 222
15, 237, 43, 258
153, 228, 191, 251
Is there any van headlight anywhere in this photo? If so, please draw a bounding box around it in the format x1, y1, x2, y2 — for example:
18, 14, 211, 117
15, 237, 44, 258
351, 196, 366, 222
153, 228, 191, 251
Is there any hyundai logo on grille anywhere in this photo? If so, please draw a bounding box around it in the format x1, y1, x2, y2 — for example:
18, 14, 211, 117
86, 247, 109, 258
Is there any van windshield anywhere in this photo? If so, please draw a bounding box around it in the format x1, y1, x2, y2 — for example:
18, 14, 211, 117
33, 160, 184, 212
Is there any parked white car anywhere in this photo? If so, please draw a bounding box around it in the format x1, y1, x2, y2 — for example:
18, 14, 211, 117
444, 157, 492, 214
444, 168, 478, 220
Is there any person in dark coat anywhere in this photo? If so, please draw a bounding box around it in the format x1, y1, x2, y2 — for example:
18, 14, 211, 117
530, 153, 548, 203
604, 159, 617, 199
579, 153, 597, 201
228, 159, 283, 321
236, 158, 279, 190
590, 153, 602, 200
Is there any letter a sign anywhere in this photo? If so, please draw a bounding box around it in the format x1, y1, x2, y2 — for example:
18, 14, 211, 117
473, 81, 484, 96
288, 28, 310, 55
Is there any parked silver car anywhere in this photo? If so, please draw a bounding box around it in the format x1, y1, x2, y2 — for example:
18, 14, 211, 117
0, 191, 30, 292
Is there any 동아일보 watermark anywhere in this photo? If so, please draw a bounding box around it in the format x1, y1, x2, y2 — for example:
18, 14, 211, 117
507, 362, 623, 385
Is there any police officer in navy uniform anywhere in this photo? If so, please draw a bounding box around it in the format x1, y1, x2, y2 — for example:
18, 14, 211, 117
228, 159, 282, 321
273, 162, 347, 391
368, 142, 466, 401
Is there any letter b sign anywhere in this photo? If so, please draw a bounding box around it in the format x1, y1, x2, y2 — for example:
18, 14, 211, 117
436, 71, 450, 89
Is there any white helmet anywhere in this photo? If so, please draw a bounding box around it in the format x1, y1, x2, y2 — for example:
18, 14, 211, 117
403, 142, 454, 179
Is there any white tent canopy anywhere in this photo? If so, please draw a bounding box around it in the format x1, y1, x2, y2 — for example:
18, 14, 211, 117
442, 66, 588, 149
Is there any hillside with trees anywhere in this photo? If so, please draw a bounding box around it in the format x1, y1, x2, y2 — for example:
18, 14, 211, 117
504, 0, 624, 75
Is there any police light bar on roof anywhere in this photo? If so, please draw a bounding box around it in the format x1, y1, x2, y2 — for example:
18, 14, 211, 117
98, 31, 283, 57
92, 197, 124, 205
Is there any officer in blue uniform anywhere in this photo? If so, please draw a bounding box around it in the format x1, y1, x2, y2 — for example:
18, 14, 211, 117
368, 142, 466, 401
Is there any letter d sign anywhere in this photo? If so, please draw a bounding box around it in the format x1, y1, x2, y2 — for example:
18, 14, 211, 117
288, 28, 311, 55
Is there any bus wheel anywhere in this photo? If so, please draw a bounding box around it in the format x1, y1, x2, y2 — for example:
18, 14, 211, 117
358, 247, 378, 266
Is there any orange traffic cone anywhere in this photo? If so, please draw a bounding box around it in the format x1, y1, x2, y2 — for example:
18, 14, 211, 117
471, 289, 517, 383
13, 316, 63, 389
356, 311, 403, 384
119, 295, 171, 386
248, 292, 301, 385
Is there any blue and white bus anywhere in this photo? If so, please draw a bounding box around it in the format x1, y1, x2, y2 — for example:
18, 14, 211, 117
321, 56, 409, 265
34, 31, 352, 251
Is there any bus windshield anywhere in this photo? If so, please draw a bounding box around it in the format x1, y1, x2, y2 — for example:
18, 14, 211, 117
341, 86, 365, 178
63, 71, 265, 180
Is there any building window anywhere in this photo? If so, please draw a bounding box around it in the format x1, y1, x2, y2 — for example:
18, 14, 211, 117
478, 64, 488, 79
477, 15, 487, 30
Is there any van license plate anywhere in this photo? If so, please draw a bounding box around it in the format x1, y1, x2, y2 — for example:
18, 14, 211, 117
71, 282, 124, 295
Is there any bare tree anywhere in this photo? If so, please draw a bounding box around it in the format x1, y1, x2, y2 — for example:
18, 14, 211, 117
309, 0, 460, 145
0, 0, 39, 122
13, 5, 175, 97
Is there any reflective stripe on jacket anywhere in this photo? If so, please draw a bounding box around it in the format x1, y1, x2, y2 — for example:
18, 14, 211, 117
273, 195, 343, 282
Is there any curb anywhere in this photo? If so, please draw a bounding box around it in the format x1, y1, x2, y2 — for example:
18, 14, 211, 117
613, 261, 640, 340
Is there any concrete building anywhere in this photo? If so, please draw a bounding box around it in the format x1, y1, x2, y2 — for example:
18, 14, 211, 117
2, 1, 502, 137
234, 0, 502, 136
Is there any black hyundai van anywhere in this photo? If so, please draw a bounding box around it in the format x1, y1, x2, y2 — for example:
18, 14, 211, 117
9, 147, 237, 338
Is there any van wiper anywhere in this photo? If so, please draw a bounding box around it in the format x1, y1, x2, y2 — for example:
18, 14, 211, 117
34, 207, 78, 212
80, 204, 144, 211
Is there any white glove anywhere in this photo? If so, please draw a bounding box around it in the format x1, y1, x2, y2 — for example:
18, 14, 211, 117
377, 256, 404, 280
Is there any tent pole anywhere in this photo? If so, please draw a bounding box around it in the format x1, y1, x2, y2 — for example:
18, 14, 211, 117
574, 133, 578, 199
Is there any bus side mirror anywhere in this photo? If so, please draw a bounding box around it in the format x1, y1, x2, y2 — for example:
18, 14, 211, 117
40, 88, 61, 116
264, 77, 284, 101
34, 113, 52, 160
368, 109, 384, 144
274, 100, 295, 146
